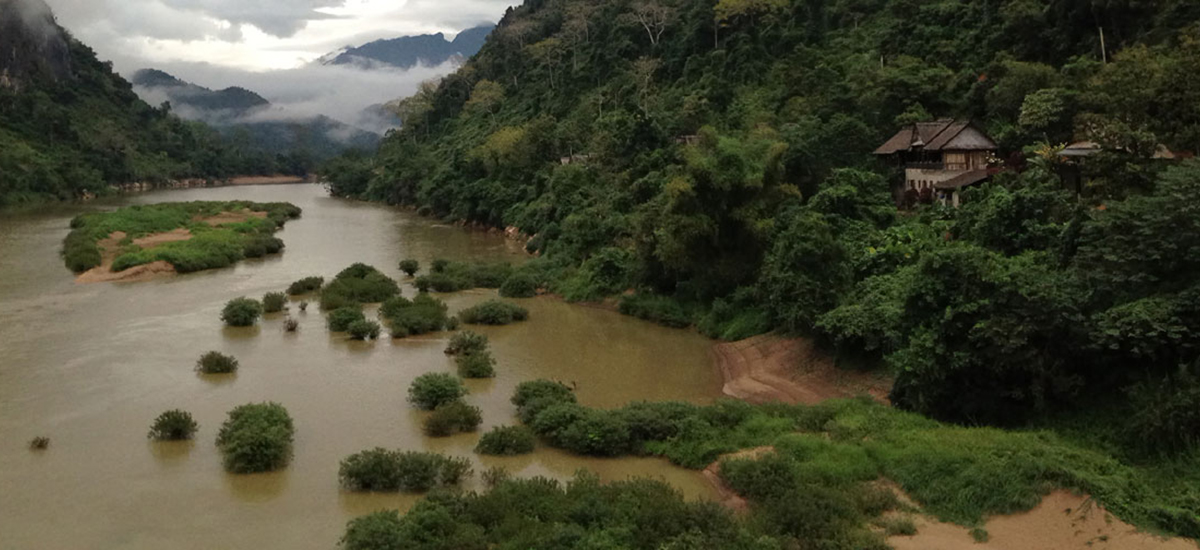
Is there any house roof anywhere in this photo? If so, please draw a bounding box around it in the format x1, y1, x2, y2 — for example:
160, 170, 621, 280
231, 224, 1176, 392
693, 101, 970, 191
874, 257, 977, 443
875, 119, 997, 155
934, 169, 990, 190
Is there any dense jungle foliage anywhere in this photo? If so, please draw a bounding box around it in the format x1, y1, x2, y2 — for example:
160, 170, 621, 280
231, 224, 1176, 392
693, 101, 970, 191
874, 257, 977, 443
323, 0, 1200, 432
0, 28, 293, 207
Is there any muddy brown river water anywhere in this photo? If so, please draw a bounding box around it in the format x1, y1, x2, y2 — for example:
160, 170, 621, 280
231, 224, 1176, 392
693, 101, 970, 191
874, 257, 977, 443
0, 184, 722, 549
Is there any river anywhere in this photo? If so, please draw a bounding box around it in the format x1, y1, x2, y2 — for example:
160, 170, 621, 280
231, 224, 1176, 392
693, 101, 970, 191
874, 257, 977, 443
0, 184, 723, 550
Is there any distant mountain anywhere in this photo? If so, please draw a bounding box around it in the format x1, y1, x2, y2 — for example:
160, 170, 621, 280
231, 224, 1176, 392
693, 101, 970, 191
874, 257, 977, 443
322, 24, 494, 69
0, 0, 289, 204
132, 69, 268, 117
132, 69, 380, 159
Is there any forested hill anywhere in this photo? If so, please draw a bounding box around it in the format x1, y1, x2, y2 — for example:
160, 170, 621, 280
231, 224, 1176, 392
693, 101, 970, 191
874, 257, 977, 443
0, 0, 280, 206
326, 0, 1200, 437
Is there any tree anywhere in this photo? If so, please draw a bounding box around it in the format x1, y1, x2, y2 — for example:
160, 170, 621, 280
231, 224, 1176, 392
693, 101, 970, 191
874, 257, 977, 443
526, 38, 567, 90
464, 80, 505, 126
630, 0, 675, 47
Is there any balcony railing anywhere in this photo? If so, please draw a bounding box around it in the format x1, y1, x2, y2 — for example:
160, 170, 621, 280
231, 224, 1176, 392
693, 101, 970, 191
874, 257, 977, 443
907, 162, 945, 170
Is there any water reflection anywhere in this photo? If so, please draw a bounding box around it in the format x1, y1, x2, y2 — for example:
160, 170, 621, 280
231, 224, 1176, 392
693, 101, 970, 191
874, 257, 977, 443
224, 470, 291, 502
149, 440, 195, 466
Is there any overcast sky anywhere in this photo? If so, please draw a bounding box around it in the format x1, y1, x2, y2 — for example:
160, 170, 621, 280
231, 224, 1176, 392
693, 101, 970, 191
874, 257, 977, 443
40, 0, 517, 127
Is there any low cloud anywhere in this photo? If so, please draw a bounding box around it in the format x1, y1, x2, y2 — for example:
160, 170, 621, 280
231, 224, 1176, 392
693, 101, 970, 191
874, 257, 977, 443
128, 60, 456, 132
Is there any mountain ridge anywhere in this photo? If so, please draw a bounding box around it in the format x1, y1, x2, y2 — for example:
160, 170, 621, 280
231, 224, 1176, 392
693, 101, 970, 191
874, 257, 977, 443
321, 24, 494, 69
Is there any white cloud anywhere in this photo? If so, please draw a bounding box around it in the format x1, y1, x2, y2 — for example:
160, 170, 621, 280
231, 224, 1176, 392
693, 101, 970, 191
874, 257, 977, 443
38, 0, 514, 131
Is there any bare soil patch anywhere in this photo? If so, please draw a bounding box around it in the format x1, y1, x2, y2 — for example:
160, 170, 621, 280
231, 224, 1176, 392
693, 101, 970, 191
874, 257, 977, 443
75, 229, 189, 284
888, 490, 1196, 550
196, 209, 268, 226
712, 333, 891, 404
225, 175, 309, 185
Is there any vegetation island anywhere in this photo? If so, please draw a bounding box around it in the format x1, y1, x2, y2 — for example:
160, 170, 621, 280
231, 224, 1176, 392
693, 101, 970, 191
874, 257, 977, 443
62, 200, 301, 282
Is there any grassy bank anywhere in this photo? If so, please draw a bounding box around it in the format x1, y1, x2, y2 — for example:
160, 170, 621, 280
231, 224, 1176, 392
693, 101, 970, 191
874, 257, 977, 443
508, 385, 1199, 541
62, 201, 301, 274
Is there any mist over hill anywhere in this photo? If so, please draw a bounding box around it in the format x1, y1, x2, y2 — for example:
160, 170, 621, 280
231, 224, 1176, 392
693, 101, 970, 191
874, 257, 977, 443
321, 24, 494, 69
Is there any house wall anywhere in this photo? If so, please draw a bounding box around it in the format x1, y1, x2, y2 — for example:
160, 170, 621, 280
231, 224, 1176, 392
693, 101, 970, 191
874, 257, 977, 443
905, 167, 961, 193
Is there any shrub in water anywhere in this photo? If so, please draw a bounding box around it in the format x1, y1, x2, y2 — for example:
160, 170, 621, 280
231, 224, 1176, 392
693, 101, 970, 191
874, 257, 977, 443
29, 436, 49, 450
221, 297, 263, 327
327, 306, 366, 332
539, 406, 633, 456
512, 379, 576, 422
196, 351, 238, 374
287, 276, 324, 295
320, 263, 400, 310
216, 402, 295, 473
458, 299, 529, 325
299, 301, 309, 312
499, 272, 539, 298
414, 277, 432, 293
445, 330, 488, 355
381, 293, 450, 337
284, 318, 300, 332
475, 425, 536, 455
348, 320, 382, 341
408, 372, 467, 410
423, 400, 483, 437
431, 259, 450, 273
399, 259, 420, 276
148, 409, 199, 440
339, 448, 404, 491
340, 511, 403, 550
340, 449, 472, 493
456, 351, 496, 378
482, 466, 511, 488
262, 291, 287, 314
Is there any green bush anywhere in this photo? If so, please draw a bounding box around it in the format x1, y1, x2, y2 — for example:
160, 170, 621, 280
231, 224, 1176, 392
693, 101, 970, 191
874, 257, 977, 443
415, 272, 472, 293
243, 235, 284, 258
287, 276, 324, 295
340, 449, 472, 493
339, 448, 405, 491
399, 259, 420, 276
348, 320, 382, 340
327, 306, 366, 332
431, 259, 450, 273
1125, 374, 1200, 454
456, 351, 496, 378
381, 293, 451, 337
408, 373, 467, 410
499, 273, 539, 298
512, 379, 577, 423
320, 263, 401, 310
423, 400, 483, 436
147, 409, 199, 440
196, 351, 238, 374
618, 293, 692, 328
458, 300, 529, 325
262, 291, 287, 313
445, 330, 488, 355
216, 402, 294, 473
475, 425, 536, 455
221, 297, 263, 327
340, 510, 404, 550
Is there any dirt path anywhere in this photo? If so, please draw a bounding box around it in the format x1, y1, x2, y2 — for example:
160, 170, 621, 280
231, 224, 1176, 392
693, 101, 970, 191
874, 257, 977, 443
888, 491, 1196, 550
711, 333, 890, 404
